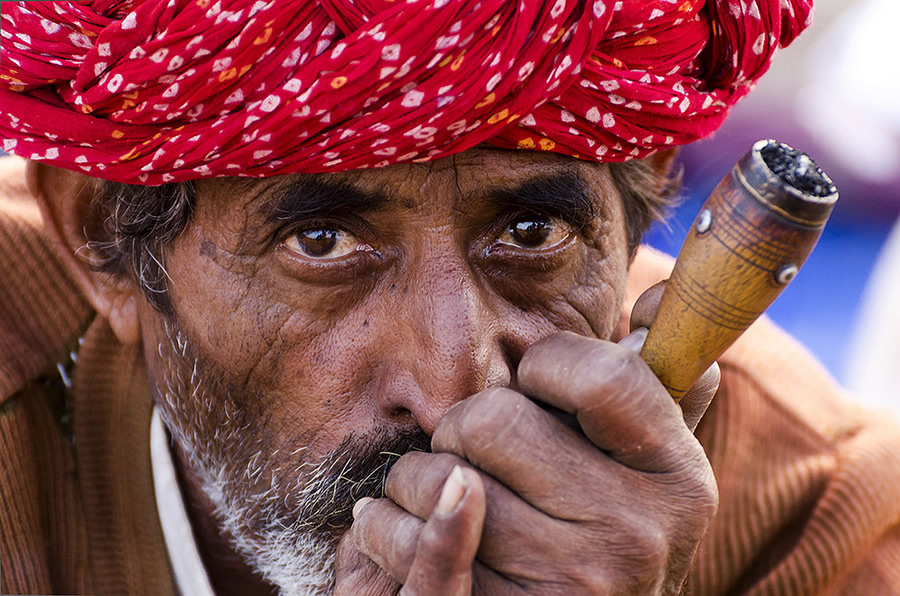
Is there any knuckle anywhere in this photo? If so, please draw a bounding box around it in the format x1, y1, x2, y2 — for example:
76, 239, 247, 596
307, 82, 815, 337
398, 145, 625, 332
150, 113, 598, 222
610, 509, 671, 563
676, 449, 717, 490
570, 342, 647, 404
630, 522, 670, 567
570, 526, 668, 593
447, 387, 524, 450
569, 565, 613, 593
666, 453, 719, 526
690, 463, 720, 518
598, 518, 670, 592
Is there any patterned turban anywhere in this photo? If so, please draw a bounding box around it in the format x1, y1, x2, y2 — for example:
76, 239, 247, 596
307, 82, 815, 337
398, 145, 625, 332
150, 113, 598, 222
0, 0, 812, 184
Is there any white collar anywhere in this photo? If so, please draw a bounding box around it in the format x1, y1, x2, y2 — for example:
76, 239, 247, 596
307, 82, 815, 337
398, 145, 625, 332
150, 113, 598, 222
150, 408, 217, 596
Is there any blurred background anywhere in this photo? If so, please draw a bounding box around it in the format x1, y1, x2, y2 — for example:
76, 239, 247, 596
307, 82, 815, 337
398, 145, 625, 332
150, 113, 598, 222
647, 0, 900, 414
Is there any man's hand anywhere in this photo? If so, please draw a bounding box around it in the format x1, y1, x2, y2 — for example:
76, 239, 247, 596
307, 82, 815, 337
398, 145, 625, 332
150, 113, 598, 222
334, 464, 487, 595
335, 286, 720, 595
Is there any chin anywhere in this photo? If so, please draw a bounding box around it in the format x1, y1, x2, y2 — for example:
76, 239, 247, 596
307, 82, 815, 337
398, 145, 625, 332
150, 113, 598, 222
205, 461, 342, 596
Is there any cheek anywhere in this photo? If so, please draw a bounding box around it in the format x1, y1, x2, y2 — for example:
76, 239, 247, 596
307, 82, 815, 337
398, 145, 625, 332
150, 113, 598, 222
562, 240, 629, 339
187, 300, 371, 452
488, 220, 629, 340
153, 235, 375, 457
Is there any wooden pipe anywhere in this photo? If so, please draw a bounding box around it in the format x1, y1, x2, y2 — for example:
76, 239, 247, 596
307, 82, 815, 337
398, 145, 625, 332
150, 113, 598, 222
640, 140, 838, 401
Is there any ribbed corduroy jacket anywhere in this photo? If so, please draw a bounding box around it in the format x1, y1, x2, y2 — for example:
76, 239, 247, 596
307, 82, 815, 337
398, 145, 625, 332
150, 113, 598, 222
2, 156, 899, 595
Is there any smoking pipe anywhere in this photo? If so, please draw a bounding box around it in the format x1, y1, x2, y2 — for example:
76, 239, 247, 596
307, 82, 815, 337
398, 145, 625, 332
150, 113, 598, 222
640, 139, 838, 400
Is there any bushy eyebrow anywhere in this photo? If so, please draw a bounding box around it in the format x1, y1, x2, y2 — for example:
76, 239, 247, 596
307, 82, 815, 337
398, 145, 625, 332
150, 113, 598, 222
263, 177, 390, 224
261, 171, 596, 231
488, 173, 597, 230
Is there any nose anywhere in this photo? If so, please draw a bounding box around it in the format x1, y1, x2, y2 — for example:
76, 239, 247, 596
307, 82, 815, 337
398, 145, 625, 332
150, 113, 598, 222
374, 253, 512, 436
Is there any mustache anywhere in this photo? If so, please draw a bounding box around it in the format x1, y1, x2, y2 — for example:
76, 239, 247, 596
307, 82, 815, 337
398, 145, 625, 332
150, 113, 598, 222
289, 428, 431, 535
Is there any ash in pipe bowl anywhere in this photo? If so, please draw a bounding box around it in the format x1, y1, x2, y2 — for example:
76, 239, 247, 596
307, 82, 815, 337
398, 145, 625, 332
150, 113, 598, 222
760, 141, 836, 199
738, 140, 838, 227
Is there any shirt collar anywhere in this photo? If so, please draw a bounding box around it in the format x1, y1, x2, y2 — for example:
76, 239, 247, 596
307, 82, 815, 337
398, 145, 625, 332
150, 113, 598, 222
150, 408, 217, 596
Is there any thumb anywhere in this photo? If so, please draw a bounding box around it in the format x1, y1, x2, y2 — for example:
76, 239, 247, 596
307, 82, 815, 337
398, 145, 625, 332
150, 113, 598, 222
400, 466, 485, 596
623, 279, 720, 432
630, 279, 667, 332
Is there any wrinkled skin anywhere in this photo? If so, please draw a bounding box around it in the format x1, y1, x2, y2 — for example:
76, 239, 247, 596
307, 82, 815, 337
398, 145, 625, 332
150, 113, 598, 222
37, 147, 719, 595
335, 316, 720, 595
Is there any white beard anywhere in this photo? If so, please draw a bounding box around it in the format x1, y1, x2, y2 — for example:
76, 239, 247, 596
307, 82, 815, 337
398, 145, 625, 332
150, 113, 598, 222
153, 318, 425, 595
199, 449, 343, 595
155, 320, 340, 594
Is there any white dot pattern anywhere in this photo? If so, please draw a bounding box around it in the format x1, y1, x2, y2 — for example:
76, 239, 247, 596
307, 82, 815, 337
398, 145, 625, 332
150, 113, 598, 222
0, 0, 812, 184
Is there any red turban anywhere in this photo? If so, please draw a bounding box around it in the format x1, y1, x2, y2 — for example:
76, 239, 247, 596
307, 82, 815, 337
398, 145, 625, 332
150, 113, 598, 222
0, 0, 812, 184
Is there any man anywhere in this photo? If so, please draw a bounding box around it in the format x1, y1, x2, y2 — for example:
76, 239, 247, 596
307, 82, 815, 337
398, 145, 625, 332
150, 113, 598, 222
1, 1, 899, 595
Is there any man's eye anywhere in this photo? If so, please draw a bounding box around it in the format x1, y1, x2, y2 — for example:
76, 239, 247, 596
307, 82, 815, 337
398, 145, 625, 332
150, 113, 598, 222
283, 227, 367, 260
498, 216, 571, 250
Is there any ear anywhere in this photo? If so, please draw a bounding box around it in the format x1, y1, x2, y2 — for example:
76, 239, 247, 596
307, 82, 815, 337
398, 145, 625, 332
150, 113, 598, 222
27, 161, 142, 345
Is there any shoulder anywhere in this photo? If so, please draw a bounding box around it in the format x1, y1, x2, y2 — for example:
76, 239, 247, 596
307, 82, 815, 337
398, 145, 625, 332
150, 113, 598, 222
692, 316, 900, 593
628, 243, 900, 593
0, 156, 93, 402
625, 243, 884, 446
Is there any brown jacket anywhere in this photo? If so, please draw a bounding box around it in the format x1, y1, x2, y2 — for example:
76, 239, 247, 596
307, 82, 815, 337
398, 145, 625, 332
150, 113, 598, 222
2, 156, 899, 595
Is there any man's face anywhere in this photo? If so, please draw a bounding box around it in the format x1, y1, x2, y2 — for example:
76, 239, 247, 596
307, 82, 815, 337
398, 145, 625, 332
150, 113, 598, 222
138, 147, 631, 592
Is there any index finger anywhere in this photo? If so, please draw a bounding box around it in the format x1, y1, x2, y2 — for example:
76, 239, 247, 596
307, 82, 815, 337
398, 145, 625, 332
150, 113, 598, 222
619, 325, 720, 433
517, 331, 704, 473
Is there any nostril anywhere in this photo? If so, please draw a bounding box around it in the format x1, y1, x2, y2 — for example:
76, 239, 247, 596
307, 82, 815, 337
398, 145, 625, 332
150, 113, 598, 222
500, 336, 523, 392
387, 406, 415, 425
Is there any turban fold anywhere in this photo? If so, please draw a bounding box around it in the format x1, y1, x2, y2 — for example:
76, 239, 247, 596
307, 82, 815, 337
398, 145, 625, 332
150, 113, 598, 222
0, 0, 812, 184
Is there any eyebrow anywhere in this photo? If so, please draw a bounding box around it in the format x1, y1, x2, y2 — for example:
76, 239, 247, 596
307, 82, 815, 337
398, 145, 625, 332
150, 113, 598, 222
264, 177, 390, 225
261, 171, 597, 231
488, 173, 597, 230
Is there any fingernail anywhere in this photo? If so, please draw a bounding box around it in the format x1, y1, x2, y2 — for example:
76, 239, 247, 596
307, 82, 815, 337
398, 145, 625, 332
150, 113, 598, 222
619, 326, 649, 352
352, 497, 374, 520
436, 465, 467, 516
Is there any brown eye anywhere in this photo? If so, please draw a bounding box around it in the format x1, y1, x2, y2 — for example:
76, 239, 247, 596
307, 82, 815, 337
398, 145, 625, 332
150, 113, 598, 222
509, 218, 551, 247
498, 215, 572, 250
283, 227, 368, 260
297, 228, 337, 256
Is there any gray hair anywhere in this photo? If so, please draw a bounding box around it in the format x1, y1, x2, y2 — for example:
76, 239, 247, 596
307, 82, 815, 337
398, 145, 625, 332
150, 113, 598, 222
88, 180, 195, 316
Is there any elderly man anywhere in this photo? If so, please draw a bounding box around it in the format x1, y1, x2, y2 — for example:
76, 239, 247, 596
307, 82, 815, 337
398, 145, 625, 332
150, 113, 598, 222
2, 1, 899, 595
